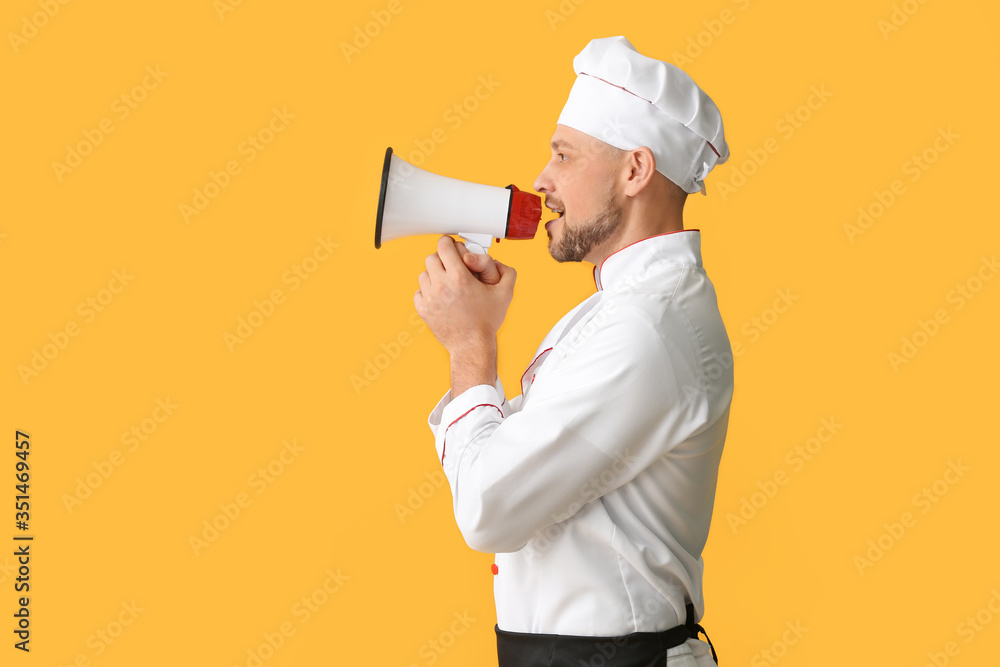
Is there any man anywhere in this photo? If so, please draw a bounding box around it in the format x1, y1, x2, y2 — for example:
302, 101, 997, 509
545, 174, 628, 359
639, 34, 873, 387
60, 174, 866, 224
414, 36, 733, 667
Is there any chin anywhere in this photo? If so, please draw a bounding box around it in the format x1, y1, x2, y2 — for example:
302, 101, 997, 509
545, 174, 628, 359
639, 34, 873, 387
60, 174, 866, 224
547, 241, 577, 263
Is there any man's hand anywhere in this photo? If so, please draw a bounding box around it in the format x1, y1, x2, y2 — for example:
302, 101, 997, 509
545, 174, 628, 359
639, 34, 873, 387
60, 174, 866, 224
454, 241, 502, 286
413, 235, 516, 356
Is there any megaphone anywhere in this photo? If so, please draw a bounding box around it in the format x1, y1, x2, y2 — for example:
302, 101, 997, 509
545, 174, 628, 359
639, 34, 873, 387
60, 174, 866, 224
375, 147, 542, 254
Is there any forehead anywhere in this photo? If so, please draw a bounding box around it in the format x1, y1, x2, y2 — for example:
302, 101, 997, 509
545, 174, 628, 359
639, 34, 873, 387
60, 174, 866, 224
549, 124, 601, 154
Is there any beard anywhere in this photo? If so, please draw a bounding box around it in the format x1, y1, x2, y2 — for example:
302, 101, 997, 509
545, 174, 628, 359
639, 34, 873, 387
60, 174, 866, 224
547, 184, 624, 263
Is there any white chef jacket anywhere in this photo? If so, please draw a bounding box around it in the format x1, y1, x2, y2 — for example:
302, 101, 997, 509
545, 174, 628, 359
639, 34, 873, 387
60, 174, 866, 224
427, 229, 734, 643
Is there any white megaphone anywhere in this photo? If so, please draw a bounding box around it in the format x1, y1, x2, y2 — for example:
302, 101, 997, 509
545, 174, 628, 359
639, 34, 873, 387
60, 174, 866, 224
375, 147, 542, 254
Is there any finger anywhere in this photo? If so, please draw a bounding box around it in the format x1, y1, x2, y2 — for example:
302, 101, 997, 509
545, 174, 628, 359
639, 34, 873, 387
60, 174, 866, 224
468, 253, 501, 285
462, 251, 484, 270
496, 261, 517, 284
425, 252, 445, 281
436, 235, 465, 273
457, 242, 486, 275
417, 271, 430, 293
459, 246, 485, 268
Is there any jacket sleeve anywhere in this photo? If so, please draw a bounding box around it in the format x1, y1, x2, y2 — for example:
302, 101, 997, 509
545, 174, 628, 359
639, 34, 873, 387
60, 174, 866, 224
427, 306, 717, 554
427, 373, 514, 459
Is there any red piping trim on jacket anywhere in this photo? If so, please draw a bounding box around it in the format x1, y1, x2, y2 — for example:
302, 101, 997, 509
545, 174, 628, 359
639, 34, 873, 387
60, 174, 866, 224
594, 229, 700, 290
520, 347, 553, 388
441, 403, 505, 463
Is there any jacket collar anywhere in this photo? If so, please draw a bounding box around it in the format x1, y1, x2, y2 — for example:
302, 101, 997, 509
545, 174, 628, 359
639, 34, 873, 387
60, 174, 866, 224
592, 229, 702, 292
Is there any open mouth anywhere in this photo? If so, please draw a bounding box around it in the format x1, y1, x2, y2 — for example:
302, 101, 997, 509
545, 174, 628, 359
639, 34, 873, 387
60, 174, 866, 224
545, 209, 563, 230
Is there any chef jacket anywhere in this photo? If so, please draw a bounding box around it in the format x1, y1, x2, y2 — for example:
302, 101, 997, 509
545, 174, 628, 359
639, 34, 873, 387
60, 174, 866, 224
427, 229, 734, 637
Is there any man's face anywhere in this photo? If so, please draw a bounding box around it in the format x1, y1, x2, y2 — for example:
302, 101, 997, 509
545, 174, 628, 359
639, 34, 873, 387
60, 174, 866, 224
532, 125, 624, 264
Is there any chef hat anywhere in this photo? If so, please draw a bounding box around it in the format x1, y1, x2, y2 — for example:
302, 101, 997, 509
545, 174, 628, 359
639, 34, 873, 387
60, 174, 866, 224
556, 36, 729, 195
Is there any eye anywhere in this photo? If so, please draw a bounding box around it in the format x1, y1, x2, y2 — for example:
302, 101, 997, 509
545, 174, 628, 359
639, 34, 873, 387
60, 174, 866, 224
557, 153, 567, 162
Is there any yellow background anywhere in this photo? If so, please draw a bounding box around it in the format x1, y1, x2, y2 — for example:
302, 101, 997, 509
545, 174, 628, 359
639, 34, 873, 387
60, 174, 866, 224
3, 0, 999, 664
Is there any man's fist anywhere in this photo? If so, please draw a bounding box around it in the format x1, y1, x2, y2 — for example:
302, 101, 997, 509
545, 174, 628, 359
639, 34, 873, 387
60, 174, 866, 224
455, 241, 502, 285
414, 235, 516, 355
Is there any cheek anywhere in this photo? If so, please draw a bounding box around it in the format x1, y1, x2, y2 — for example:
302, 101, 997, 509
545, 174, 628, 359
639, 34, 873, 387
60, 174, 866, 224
560, 169, 584, 189
559, 170, 598, 212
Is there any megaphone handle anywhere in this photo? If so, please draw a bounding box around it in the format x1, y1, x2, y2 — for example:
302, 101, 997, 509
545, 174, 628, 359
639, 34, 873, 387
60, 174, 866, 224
459, 232, 493, 255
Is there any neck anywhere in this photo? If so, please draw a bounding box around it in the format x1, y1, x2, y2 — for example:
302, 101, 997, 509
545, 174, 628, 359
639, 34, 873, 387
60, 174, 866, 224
585, 195, 685, 266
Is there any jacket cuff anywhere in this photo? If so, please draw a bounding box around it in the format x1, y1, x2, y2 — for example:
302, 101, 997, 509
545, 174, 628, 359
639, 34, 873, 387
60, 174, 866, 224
428, 379, 507, 464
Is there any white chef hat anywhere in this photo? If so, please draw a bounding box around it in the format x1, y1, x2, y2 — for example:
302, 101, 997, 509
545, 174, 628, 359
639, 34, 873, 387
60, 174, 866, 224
556, 36, 729, 195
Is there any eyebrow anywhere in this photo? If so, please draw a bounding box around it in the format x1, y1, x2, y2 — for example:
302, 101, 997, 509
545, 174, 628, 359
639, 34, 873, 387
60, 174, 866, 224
551, 140, 575, 151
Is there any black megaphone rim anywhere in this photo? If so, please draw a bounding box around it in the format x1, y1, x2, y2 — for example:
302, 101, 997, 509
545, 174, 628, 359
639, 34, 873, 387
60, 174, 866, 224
374, 146, 393, 249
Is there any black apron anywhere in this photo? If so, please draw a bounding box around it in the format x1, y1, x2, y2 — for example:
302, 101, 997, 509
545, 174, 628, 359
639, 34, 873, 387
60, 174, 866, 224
495, 602, 718, 667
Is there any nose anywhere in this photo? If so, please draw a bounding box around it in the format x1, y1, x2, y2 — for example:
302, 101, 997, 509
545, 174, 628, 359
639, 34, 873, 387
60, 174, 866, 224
533, 159, 552, 194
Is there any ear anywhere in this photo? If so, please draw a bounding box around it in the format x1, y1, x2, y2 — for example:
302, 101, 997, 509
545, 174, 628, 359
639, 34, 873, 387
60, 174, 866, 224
621, 146, 657, 197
